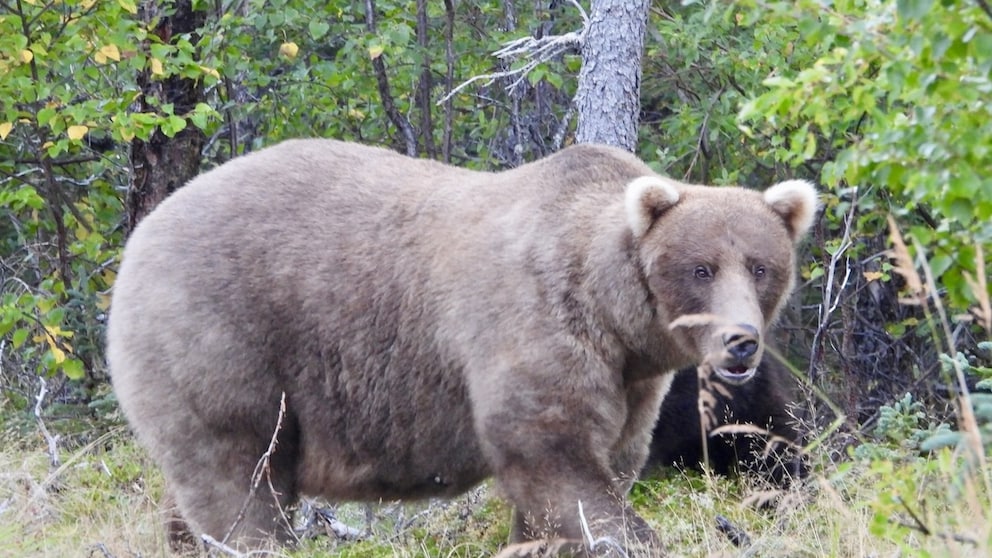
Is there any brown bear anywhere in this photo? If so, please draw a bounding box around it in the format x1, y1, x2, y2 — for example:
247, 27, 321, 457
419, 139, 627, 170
106, 140, 817, 553
645, 356, 807, 486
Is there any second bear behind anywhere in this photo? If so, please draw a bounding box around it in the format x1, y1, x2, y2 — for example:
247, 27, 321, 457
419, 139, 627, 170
646, 357, 807, 486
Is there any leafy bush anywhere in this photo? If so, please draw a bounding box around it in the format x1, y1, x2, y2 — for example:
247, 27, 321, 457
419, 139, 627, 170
738, 0, 992, 312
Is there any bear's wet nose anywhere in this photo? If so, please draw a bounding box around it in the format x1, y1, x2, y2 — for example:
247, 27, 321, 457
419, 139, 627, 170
722, 324, 759, 361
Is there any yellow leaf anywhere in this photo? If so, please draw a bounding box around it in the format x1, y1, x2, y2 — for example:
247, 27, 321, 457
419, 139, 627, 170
368, 45, 384, 60
118, 126, 135, 142
47, 325, 73, 339
96, 292, 112, 311
51, 345, 67, 364
94, 51, 106, 64
117, 0, 137, 14
199, 65, 220, 79
0, 121, 12, 140
279, 42, 299, 59
99, 44, 121, 63
863, 271, 884, 282
19, 49, 33, 63
67, 125, 88, 140
150, 57, 164, 76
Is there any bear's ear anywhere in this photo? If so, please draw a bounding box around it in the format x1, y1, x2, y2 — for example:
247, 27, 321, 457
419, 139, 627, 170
763, 179, 819, 242
625, 176, 681, 238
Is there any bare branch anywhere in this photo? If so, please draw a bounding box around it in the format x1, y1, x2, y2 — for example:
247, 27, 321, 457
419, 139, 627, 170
715, 514, 752, 548
34, 377, 61, 468
551, 101, 575, 152
975, 0, 992, 22
87, 543, 117, 558
414, 0, 435, 158
220, 392, 294, 546
576, 500, 628, 556
437, 0, 588, 105
893, 496, 979, 546
808, 188, 858, 382
441, 0, 455, 163
365, 0, 418, 157
313, 507, 364, 540
201, 534, 246, 557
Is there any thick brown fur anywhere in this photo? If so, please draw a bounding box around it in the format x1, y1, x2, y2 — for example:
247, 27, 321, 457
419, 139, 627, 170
645, 356, 807, 486
107, 140, 817, 553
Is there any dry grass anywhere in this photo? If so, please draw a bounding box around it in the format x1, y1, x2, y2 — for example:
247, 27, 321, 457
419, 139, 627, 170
0, 429, 171, 557
2, 426, 991, 558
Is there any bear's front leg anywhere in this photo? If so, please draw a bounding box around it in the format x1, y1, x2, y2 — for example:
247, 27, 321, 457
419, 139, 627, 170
608, 373, 675, 493
475, 384, 663, 554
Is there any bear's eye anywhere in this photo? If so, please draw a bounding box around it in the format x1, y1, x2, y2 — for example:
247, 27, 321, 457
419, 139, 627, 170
753, 265, 766, 279
693, 265, 712, 280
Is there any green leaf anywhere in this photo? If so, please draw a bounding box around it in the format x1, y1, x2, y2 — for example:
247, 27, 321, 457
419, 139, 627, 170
309, 20, 330, 40
161, 115, 187, 138
12, 327, 29, 348
919, 431, 961, 452
37, 106, 57, 126
897, 0, 934, 20
61, 358, 86, 380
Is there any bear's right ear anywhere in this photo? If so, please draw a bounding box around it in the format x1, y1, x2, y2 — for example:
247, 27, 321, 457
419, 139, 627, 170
625, 176, 681, 238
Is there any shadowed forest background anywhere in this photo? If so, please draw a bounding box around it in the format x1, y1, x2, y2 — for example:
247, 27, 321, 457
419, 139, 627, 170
1, 0, 991, 556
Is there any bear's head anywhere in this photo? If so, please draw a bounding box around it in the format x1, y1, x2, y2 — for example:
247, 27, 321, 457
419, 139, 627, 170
626, 176, 818, 384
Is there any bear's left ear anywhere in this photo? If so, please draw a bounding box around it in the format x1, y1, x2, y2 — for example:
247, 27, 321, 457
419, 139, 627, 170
625, 176, 681, 238
763, 179, 819, 242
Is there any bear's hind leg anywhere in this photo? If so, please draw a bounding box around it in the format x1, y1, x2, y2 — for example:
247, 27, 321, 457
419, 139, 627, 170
158, 416, 301, 550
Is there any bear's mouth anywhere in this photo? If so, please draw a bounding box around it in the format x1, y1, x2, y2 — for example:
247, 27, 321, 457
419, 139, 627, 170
714, 365, 757, 384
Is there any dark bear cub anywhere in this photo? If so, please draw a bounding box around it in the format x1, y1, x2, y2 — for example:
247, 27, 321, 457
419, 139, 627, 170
646, 356, 807, 486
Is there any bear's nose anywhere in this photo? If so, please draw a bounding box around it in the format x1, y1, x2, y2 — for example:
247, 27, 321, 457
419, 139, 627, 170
722, 324, 759, 361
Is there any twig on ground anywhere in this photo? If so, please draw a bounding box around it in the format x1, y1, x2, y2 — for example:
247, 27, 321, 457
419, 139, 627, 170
894, 496, 978, 547
576, 500, 628, 557
313, 507, 365, 540
715, 514, 752, 548
34, 377, 61, 468
88, 542, 117, 558
202, 534, 246, 557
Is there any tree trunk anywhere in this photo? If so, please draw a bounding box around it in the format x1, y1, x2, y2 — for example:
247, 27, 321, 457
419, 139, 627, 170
574, 0, 650, 152
127, 1, 207, 233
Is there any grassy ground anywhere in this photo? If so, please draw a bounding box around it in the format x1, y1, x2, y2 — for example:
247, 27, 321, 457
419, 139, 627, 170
2, 415, 990, 558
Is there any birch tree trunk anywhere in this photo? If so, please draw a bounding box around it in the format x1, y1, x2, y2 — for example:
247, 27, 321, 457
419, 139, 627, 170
574, 0, 650, 152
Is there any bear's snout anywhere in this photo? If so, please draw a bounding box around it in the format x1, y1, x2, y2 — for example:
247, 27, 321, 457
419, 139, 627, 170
711, 323, 762, 384
722, 324, 759, 361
